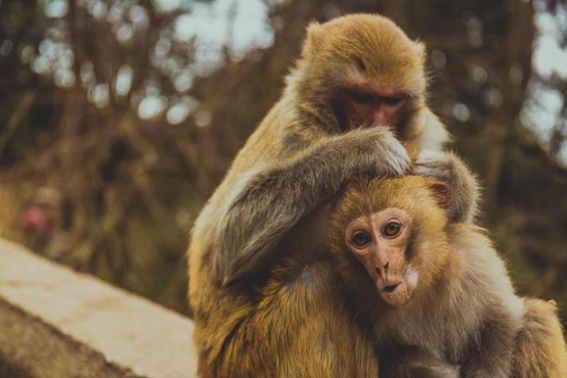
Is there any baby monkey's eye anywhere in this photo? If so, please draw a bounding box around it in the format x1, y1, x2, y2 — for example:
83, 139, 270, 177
382, 96, 405, 106
383, 221, 402, 238
351, 230, 372, 248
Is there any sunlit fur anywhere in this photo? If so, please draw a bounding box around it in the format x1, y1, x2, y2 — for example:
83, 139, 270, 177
330, 176, 567, 378
188, 14, 478, 378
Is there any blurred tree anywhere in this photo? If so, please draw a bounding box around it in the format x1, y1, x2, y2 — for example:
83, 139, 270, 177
0, 0, 566, 322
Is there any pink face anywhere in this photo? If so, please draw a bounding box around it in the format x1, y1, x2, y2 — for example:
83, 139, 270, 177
340, 86, 409, 130
345, 208, 418, 307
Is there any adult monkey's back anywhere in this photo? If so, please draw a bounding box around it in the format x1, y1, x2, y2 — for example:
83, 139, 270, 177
188, 14, 478, 378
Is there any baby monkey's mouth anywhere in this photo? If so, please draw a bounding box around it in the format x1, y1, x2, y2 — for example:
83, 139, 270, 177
377, 279, 411, 307
382, 282, 402, 294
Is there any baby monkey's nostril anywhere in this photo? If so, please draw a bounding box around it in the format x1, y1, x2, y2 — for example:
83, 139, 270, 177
375, 261, 389, 277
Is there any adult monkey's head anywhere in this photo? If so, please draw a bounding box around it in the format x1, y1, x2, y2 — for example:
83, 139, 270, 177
291, 14, 430, 141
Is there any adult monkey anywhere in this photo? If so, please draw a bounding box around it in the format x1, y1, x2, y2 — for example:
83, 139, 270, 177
188, 14, 478, 378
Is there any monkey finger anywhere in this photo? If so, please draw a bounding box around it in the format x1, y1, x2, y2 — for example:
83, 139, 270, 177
380, 140, 412, 176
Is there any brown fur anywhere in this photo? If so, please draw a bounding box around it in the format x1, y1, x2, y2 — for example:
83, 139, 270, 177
193, 256, 379, 378
513, 298, 567, 378
330, 176, 567, 378
189, 14, 479, 377
190, 207, 380, 378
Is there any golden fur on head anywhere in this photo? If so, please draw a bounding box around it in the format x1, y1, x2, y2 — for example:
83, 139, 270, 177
331, 176, 447, 226
297, 14, 426, 97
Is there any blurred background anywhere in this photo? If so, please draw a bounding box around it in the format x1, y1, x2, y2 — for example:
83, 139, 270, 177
0, 0, 566, 324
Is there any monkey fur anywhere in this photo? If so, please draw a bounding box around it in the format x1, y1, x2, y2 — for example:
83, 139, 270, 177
189, 14, 479, 377
330, 175, 567, 378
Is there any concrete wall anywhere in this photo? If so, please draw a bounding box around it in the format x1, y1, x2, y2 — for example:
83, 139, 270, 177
0, 238, 198, 378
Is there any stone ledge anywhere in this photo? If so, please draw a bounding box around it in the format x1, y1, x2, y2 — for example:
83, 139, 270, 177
0, 238, 198, 378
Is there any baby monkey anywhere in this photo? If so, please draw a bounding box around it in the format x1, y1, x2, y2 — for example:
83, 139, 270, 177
330, 176, 567, 378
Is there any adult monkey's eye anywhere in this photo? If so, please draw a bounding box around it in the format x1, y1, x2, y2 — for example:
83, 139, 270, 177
351, 91, 374, 104
383, 221, 402, 238
383, 96, 405, 106
351, 230, 372, 248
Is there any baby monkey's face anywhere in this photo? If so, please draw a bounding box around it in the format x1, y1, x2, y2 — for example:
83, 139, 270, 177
345, 207, 419, 307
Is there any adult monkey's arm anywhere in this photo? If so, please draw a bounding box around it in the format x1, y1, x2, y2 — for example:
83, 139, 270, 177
195, 127, 410, 284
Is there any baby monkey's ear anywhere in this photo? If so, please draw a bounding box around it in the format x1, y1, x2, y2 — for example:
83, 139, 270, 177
425, 179, 450, 211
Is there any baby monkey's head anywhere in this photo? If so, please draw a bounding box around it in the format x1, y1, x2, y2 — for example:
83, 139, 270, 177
330, 176, 450, 307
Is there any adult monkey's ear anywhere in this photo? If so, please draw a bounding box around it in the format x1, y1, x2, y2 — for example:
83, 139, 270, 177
425, 179, 450, 211
301, 21, 325, 59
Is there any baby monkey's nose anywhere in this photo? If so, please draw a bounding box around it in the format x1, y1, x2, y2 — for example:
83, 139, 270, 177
375, 261, 389, 279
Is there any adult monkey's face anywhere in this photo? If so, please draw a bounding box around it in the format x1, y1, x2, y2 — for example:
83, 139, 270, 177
299, 14, 427, 133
